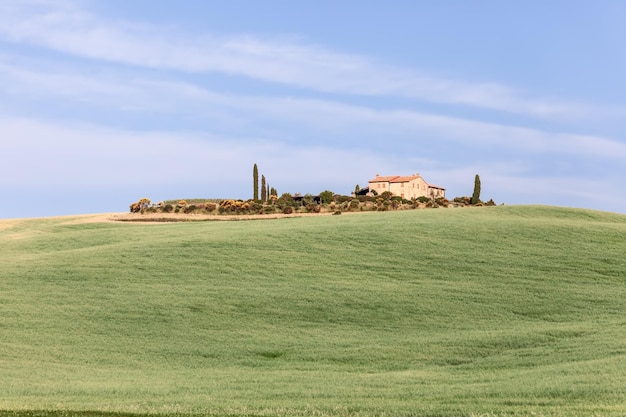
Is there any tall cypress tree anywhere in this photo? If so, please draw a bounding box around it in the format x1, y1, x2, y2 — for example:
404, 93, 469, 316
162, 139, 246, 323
253, 164, 259, 200
471, 174, 481, 205
261, 175, 267, 203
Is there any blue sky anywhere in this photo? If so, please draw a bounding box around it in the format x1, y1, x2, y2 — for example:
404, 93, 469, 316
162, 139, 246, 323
1, 0, 625, 218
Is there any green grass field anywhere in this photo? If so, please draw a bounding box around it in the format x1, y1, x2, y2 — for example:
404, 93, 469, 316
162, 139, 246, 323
1, 206, 625, 417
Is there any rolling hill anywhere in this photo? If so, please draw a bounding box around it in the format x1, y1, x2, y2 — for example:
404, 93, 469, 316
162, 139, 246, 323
0, 206, 625, 417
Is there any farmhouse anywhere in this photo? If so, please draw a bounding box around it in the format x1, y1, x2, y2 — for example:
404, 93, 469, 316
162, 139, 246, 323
367, 173, 446, 200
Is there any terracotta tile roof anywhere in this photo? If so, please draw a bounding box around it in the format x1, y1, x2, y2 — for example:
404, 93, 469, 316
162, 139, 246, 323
428, 184, 446, 190
369, 175, 400, 183
390, 174, 422, 183
369, 174, 422, 183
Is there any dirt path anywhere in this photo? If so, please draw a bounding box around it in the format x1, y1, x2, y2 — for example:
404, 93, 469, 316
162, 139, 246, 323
1, 211, 346, 226
108, 211, 339, 223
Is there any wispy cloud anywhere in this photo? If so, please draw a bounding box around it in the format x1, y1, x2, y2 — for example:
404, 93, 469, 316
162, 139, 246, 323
0, 116, 390, 191
2, 56, 625, 164
0, 0, 608, 121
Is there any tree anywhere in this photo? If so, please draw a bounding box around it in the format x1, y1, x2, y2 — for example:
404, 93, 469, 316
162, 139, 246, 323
319, 190, 334, 204
471, 174, 481, 204
354, 184, 360, 195
261, 175, 267, 203
253, 164, 259, 200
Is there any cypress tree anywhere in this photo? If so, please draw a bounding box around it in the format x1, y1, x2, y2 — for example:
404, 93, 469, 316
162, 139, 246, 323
261, 175, 267, 203
253, 164, 259, 200
471, 174, 481, 205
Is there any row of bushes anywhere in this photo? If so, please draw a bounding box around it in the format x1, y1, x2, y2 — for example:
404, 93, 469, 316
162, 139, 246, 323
130, 195, 496, 215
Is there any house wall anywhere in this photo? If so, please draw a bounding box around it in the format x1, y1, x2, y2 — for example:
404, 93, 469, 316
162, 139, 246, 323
428, 186, 446, 199
389, 177, 430, 199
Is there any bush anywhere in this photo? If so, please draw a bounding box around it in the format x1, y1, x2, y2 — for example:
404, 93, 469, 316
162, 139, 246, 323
247, 201, 263, 212
129, 198, 151, 213
162, 204, 173, 213
349, 199, 360, 210
306, 204, 321, 213
219, 199, 249, 213
278, 193, 294, 208
283, 206, 294, 214
379, 191, 393, 201
454, 196, 471, 205
204, 203, 217, 212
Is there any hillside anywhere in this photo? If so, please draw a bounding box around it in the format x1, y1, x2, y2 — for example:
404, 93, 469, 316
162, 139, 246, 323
0, 206, 625, 417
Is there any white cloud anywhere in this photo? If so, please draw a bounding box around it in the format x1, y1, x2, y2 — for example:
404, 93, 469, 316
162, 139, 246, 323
0, 0, 610, 121
2, 56, 625, 164
0, 117, 389, 190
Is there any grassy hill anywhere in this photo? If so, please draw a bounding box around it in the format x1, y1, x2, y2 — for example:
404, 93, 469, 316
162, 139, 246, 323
0, 206, 625, 417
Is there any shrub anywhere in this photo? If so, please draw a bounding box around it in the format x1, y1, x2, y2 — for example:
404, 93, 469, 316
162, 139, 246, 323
333, 210, 342, 215
278, 193, 294, 208
306, 204, 321, 213
349, 199, 360, 210
417, 196, 431, 204
246, 201, 263, 212
379, 191, 393, 201
162, 204, 173, 213
129, 198, 151, 213
283, 206, 294, 214
303, 194, 315, 205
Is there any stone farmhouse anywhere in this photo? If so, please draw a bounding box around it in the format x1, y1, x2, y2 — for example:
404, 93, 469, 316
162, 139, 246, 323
367, 173, 446, 200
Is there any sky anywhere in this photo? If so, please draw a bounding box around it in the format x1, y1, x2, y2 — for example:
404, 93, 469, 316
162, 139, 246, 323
1, 0, 626, 218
